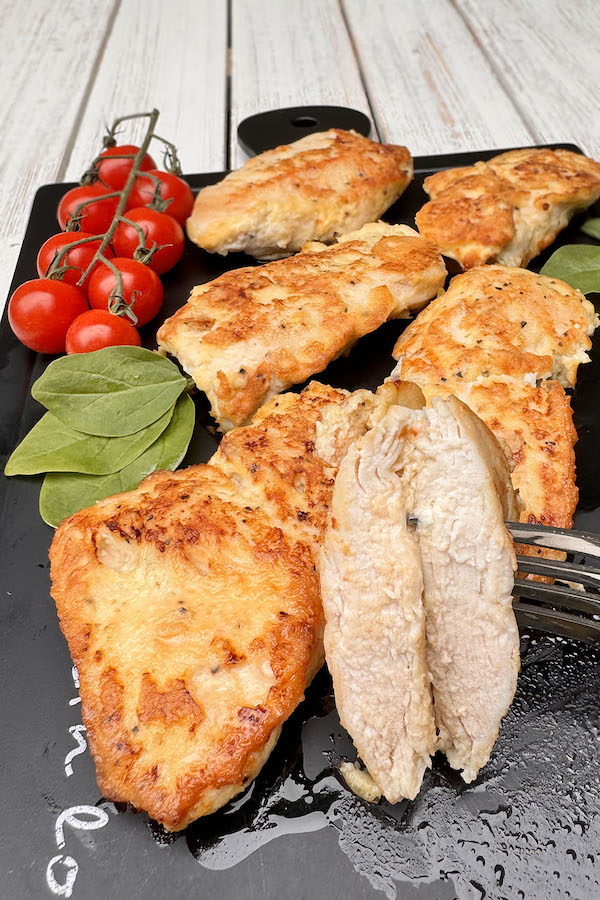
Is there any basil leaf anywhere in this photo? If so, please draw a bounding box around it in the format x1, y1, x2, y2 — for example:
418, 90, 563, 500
39, 393, 195, 527
581, 218, 600, 241
32, 346, 188, 437
540, 244, 600, 294
5, 404, 174, 476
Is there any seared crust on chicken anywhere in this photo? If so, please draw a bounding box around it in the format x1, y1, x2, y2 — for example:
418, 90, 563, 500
393, 265, 597, 389
49, 381, 403, 830
390, 265, 596, 537
415, 147, 600, 269
320, 396, 518, 798
158, 223, 446, 431
187, 129, 413, 259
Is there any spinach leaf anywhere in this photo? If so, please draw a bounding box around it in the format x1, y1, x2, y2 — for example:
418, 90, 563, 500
32, 346, 188, 437
5, 404, 174, 476
39, 393, 195, 527
540, 245, 600, 294
582, 218, 600, 241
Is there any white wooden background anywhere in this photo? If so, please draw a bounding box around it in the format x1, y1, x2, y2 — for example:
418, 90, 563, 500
1, 0, 599, 308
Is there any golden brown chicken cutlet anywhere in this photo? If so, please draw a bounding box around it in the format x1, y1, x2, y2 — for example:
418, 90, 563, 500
389, 265, 597, 541
393, 265, 597, 388
415, 147, 600, 269
158, 222, 446, 431
187, 128, 413, 259
49, 381, 403, 830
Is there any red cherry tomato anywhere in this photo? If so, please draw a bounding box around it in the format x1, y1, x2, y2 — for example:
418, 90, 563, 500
58, 185, 119, 233
36, 232, 114, 294
127, 170, 194, 225
113, 207, 184, 275
65, 309, 141, 354
88, 258, 163, 327
8, 279, 88, 354
96, 144, 156, 191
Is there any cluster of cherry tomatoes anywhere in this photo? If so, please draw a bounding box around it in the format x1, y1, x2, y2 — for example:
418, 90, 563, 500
8, 143, 194, 355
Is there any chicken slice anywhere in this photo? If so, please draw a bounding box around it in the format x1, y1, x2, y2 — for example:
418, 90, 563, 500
409, 397, 519, 782
187, 128, 413, 260
320, 401, 436, 803
320, 396, 518, 800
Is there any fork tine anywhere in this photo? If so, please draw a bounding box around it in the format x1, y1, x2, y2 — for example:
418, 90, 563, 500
513, 576, 600, 616
507, 521, 600, 559
515, 554, 600, 590
514, 602, 600, 644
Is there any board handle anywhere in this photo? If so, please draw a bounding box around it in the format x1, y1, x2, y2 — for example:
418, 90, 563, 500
237, 105, 371, 157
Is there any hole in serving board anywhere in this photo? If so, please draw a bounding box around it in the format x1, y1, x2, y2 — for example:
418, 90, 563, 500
291, 115, 319, 128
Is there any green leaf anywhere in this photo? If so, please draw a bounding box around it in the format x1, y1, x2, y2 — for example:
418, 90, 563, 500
540, 244, 600, 294
32, 346, 188, 437
5, 404, 174, 476
582, 218, 600, 241
39, 393, 195, 527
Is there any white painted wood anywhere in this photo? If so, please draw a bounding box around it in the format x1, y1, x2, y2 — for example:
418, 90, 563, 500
457, 0, 600, 160
342, 0, 532, 156
0, 0, 116, 308
65, 0, 228, 181
229, 0, 374, 167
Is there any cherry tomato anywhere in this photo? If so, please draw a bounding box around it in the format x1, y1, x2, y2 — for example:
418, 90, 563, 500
88, 257, 163, 327
36, 232, 114, 294
58, 185, 119, 233
127, 169, 194, 225
96, 144, 156, 191
113, 207, 184, 275
66, 309, 141, 354
8, 279, 88, 354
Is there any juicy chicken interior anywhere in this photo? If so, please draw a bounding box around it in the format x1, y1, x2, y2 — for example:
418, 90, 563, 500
390, 265, 597, 533
320, 396, 518, 801
49, 380, 411, 831
187, 128, 413, 260
415, 147, 600, 269
158, 222, 446, 431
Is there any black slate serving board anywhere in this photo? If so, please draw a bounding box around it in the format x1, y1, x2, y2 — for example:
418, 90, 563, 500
2, 116, 600, 900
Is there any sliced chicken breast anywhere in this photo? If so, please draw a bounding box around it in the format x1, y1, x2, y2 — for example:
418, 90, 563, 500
409, 397, 519, 782
187, 128, 413, 260
321, 395, 519, 800
415, 147, 600, 269
320, 403, 436, 803
158, 222, 446, 431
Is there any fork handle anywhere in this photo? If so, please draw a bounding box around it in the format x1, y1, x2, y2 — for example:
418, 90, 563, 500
508, 521, 600, 559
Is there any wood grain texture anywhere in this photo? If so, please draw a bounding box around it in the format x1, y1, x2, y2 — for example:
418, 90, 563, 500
457, 0, 600, 160
229, 0, 374, 168
0, 0, 116, 307
342, 0, 532, 155
64, 0, 228, 181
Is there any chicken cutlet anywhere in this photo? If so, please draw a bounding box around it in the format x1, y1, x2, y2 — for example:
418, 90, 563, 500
389, 265, 596, 543
187, 128, 413, 259
415, 147, 600, 269
392, 265, 597, 389
320, 396, 518, 800
158, 222, 446, 431
49, 381, 405, 831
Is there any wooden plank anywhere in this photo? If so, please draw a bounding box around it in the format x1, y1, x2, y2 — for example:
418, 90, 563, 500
342, 0, 532, 156
65, 0, 228, 181
0, 0, 116, 308
456, 0, 600, 160
229, 0, 374, 167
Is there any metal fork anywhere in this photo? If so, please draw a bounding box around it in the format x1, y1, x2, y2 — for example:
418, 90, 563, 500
510, 522, 600, 644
